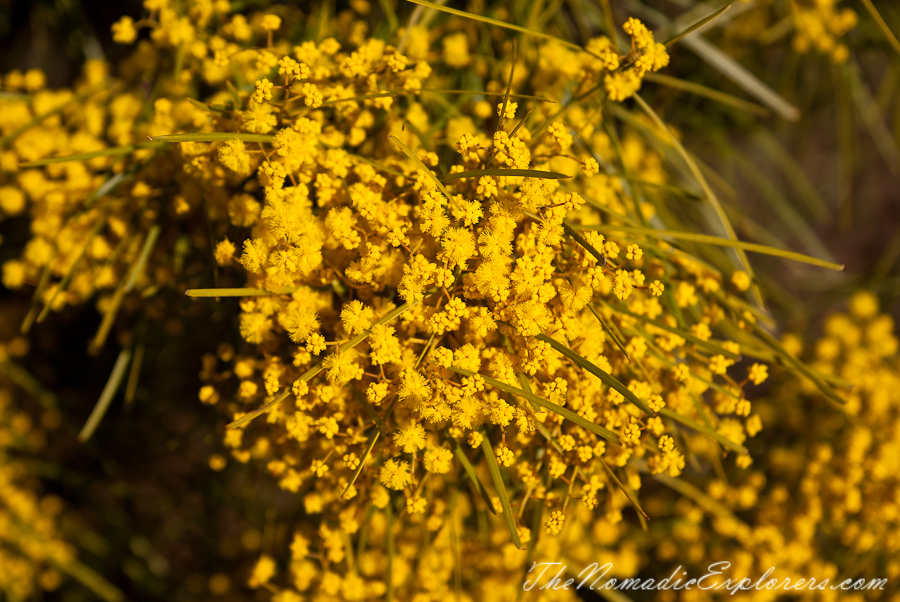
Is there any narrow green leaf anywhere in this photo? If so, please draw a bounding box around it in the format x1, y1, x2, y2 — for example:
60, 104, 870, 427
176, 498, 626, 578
623, 177, 704, 200
537, 333, 657, 417
421, 88, 553, 102
498, 38, 517, 133
644, 72, 769, 117
405, 0, 584, 53
600, 460, 649, 520
125, 225, 161, 292
845, 59, 900, 176
342, 429, 380, 498
1, 84, 107, 148
321, 91, 399, 105
663, 3, 731, 47
633, 95, 770, 309
148, 132, 274, 143
859, 0, 900, 56
753, 130, 829, 221
562, 221, 606, 263
446, 366, 621, 444
626, 1, 800, 121
749, 323, 846, 406
453, 441, 499, 515
78, 348, 132, 442
18, 144, 164, 167
653, 472, 749, 530
37, 211, 110, 323
85, 159, 147, 209
659, 408, 748, 455
124, 343, 144, 406
378, 0, 399, 32
49, 557, 125, 602
576, 224, 844, 271
441, 168, 570, 182
89, 226, 161, 355
532, 420, 566, 455
388, 134, 458, 207
186, 287, 299, 297
479, 428, 524, 549
612, 303, 741, 360
731, 150, 837, 261
187, 97, 229, 113
587, 303, 632, 363
515, 373, 540, 411
0, 361, 58, 409
386, 498, 395, 602
350, 384, 387, 435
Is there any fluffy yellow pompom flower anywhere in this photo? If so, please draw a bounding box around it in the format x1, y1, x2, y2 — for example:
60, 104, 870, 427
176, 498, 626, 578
323, 350, 363, 386
423, 447, 453, 473
438, 227, 476, 269
394, 423, 427, 454
340, 300, 374, 335
380, 458, 411, 490
218, 139, 252, 175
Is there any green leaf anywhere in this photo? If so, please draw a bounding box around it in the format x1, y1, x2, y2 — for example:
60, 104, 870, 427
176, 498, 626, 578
342, 429, 381, 498
663, 3, 732, 47
187, 97, 229, 113
388, 134, 457, 207
453, 440, 500, 516
440, 168, 570, 182
0, 360, 58, 409
749, 322, 847, 407
633, 95, 770, 309
587, 303, 632, 363
859, 0, 900, 56
405, 0, 584, 53
89, 226, 161, 355
185, 287, 300, 297
479, 428, 524, 549
0, 84, 107, 148
498, 38, 518, 133
600, 460, 649, 520
537, 333, 658, 417
612, 303, 741, 360
18, 144, 164, 167
49, 557, 125, 602
421, 88, 553, 102
446, 366, 621, 444
350, 384, 388, 435
658, 408, 748, 455
644, 72, 769, 117
562, 221, 606, 263
148, 132, 274, 142
575, 223, 844, 271
653, 472, 748, 530
37, 210, 110, 323
78, 348, 132, 442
